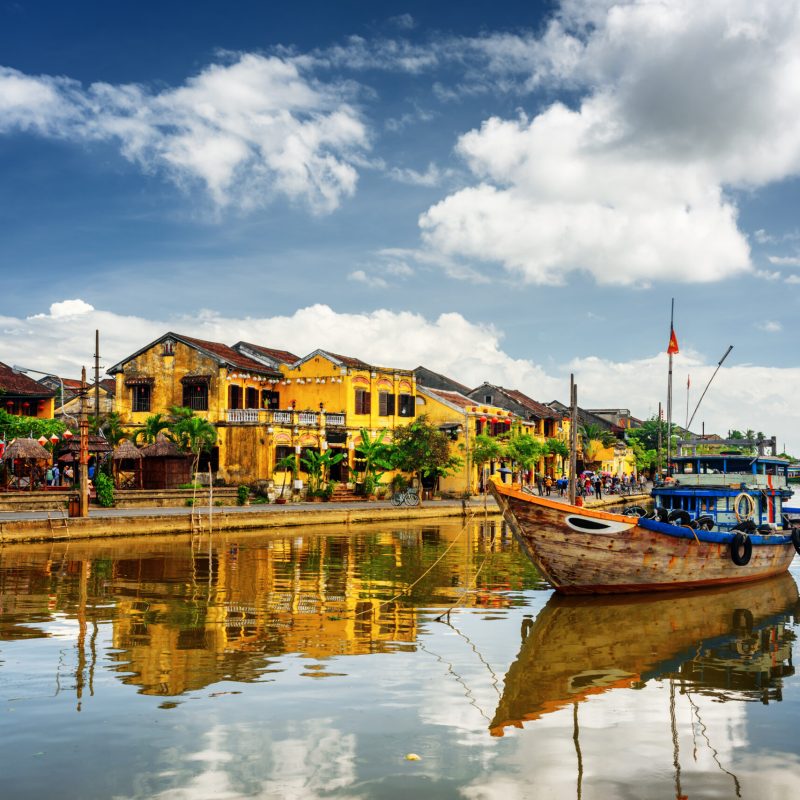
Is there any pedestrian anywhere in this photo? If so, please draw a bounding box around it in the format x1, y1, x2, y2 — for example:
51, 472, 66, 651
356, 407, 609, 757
545, 476, 552, 496
46, 466, 54, 486
52, 463, 60, 486
594, 475, 603, 499
536, 474, 544, 496
64, 464, 74, 485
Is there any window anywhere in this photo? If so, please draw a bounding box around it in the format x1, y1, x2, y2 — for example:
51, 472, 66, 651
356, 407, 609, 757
484, 394, 493, 403
182, 383, 209, 411
132, 384, 151, 413
397, 394, 415, 417
228, 385, 242, 409
161, 338, 175, 356
245, 387, 258, 409
354, 388, 371, 415
275, 445, 294, 464
261, 390, 280, 409
378, 392, 395, 416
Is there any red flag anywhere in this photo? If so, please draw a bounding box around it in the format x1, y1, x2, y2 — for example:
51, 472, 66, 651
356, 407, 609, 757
667, 326, 679, 355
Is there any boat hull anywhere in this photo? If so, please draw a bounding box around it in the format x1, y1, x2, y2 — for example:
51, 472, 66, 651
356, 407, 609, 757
491, 483, 796, 594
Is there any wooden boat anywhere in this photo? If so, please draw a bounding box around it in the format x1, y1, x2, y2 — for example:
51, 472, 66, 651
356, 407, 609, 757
490, 478, 798, 594
490, 573, 798, 736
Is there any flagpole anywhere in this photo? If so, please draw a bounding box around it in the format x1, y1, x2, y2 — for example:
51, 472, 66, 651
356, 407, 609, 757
685, 374, 690, 431
666, 299, 674, 477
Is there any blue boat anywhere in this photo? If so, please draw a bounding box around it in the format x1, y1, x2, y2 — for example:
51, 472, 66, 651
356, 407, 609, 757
651, 451, 795, 537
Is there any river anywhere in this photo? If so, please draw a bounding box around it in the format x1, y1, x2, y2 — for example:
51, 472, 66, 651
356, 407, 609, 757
1, 518, 799, 799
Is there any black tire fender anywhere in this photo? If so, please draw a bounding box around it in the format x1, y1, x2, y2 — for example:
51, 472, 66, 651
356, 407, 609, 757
791, 528, 800, 556
668, 509, 692, 525
655, 507, 670, 523
730, 532, 753, 566
623, 505, 646, 517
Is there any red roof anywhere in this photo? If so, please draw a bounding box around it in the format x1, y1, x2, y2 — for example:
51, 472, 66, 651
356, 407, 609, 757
325, 351, 373, 370
501, 388, 560, 420
0, 362, 55, 397
427, 388, 475, 410
176, 335, 281, 375
235, 341, 300, 365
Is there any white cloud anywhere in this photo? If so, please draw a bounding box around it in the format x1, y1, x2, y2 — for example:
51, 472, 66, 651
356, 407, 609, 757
388, 13, 416, 31
756, 320, 783, 333
786, 275, 800, 284
42, 299, 95, 319
420, 2, 800, 285
387, 162, 447, 187
347, 269, 388, 289
0, 55, 369, 214
768, 255, 800, 267
3, 299, 800, 453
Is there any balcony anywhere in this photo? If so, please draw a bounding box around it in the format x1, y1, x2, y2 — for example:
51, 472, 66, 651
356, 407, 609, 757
227, 409, 261, 424
226, 408, 348, 427
297, 411, 319, 426
271, 410, 292, 425
325, 413, 345, 427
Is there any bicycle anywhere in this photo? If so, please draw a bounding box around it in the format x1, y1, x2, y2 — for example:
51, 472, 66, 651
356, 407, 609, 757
391, 487, 420, 506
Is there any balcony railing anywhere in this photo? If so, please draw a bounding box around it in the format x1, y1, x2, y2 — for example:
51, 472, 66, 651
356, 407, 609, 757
226, 409, 349, 427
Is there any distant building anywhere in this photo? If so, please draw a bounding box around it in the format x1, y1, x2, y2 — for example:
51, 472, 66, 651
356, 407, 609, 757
0, 361, 55, 418
414, 366, 473, 395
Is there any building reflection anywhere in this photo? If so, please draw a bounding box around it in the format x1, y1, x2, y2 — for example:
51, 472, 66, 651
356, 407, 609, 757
0, 520, 537, 697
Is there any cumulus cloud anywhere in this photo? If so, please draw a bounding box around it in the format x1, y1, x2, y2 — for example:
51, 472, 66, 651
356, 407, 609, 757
756, 320, 783, 333
387, 162, 447, 187
768, 255, 800, 267
0, 56, 369, 213
3, 299, 800, 453
420, 1, 800, 285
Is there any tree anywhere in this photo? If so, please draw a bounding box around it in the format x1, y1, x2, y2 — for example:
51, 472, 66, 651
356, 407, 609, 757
99, 411, 127, 446
506, 433, 545, 483
134, 413, 173, 445
0, 409, 65, 441
580, 423, 616, 449
546, 438, 569, 459
471, 433, 505, 493
170, 413, 218, 478
355, 428, 394, 495
390, 415, 462, 496
275, 453, 297, 500
301, 449, 344, 496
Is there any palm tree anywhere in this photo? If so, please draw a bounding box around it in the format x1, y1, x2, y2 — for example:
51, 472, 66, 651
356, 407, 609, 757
100, 412, 127, 446
171, 414, 218, 478
275, 453, 297, 501
355, 428, 394, 495
134, 413, 173, 446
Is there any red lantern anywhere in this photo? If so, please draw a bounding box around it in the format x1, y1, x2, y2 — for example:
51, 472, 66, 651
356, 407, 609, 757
37, 435, 48, 446
50, 434, 60, 445
491, 417, 498, 423
505, 418, 512, 425
479, 416, 487, 422
5, 401, 12, 407
22, 401, 30, 409
63, 430, 74, 440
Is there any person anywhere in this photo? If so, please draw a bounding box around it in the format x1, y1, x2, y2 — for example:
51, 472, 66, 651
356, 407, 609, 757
88, 463, 95, 481
594, 475, 603, 499
52, 463, 60, 487
584, 476, 593, 496
536, 474, 544, 496
545, 475, 552, 496
46, 466, 54, 486
64, 464, 74, 485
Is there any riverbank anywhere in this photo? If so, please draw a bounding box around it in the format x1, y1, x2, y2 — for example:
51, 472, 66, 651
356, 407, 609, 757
0, 491, 650, 544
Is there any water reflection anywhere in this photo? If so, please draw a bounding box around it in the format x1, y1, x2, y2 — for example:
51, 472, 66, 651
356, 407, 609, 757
492, 574, 798, 736
0, 519, 539, 697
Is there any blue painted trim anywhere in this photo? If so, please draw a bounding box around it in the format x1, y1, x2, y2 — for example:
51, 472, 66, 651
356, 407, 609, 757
636, 516, 791, 545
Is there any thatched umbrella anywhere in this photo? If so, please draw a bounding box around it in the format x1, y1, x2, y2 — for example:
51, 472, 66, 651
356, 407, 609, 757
141, 433, 182, 457
1, 437, 51, 490
112, 439, 143, 488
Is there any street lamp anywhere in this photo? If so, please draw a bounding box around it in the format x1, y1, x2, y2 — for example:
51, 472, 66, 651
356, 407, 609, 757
12, 365, 79, 427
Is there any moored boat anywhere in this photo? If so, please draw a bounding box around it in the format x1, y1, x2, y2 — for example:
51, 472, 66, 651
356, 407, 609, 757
490, 466, 799, 593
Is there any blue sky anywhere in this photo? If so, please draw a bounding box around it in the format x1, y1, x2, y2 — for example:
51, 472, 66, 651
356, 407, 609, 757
1, 1, 799, 450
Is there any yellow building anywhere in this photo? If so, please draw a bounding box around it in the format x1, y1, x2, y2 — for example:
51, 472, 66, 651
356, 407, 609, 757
596, 441, 636, 477
109, 335, 418, 489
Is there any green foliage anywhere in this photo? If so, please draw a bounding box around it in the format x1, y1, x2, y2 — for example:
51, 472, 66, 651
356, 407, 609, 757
545, 437, 569, 459
390, 414, 462, 485
185, 498, 195, 507
99, 412, 127, 446
471, 433, 505, 472
301, 449, 344, 495
177, 482, 202, 490
580, 423, 617, 449
355, 428, 394, 489
0, 409, 66, 441
214, 499, 224, 506
237, 485, 250, 505
133, 413, 173, 445
275, 453, 297, 498
506, 434, 545, 473
95, 472, 115, 507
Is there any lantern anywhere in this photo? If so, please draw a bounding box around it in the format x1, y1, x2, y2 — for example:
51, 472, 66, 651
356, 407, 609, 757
22, 401, 30, 409
50, 434, 60, 445
63, 430, 74, 440
491, 417, 498, 423
479, 416, 487, 423
505, 418, 512, 425
38, 435, 48, 446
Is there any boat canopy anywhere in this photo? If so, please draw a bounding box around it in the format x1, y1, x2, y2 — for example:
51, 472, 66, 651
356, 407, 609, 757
671, 455, 789, 478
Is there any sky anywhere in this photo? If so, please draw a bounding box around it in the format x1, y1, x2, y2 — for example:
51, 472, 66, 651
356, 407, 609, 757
1, 0, 799, 452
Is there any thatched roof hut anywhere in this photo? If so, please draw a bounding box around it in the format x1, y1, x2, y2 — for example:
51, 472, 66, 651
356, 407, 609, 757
140, 434, 191, 489
58, 434, 112, 459
2, 437, 51, 461
113, 439, 143, 460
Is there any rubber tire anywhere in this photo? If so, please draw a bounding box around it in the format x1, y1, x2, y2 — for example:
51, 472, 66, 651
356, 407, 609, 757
791, 528, 800, 556
391, 494, 403, 506
695, 515, 714, 531
668, 509, 692, 525
655, 507, 670, 523
730, 532, 753, 566
623, 505, 646, 517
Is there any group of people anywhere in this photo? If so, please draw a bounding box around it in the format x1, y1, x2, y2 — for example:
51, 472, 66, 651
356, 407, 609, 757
532, 471, 646, 498
45, 462, 76, 486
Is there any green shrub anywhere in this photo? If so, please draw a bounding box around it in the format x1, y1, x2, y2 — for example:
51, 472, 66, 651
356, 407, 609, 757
177, 482, 202, 490
214, 500, 224, 507
185, 499, 195, 507
237, 485, 250, 505
95, 472, 115, 507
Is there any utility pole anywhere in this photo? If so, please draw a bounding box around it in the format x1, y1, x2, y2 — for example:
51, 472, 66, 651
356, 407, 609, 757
79, 366, 89, 517
657, 402, 663, 478
94, 329, 101, 421
568, 374, 578, 505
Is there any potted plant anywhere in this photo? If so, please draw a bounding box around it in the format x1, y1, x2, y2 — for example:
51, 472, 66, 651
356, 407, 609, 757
275, 454, 297, 504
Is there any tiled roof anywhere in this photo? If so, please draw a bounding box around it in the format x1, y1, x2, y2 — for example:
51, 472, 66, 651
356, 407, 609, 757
0, 362, 55, 397
427, 388, 475, 410
177, 335, 281, 375
499, 388, 560, 419
325, 351, 373, 370
235, 341, 300, 364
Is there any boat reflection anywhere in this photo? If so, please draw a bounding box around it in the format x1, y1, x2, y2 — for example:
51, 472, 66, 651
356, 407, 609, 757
491, 574, 798, 736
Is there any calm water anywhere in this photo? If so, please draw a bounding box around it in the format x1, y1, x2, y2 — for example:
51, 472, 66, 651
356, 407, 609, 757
1, 518, 799, 799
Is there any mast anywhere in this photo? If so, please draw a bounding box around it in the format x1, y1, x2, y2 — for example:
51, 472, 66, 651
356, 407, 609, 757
569, 374, 578, 505
666, 299, 674, 477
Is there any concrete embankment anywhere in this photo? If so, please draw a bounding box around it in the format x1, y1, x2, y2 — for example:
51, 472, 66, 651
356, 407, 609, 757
0, 499, 501, 544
